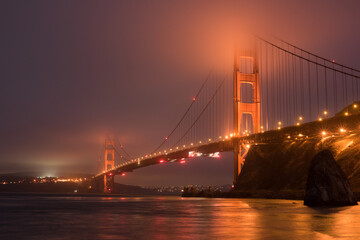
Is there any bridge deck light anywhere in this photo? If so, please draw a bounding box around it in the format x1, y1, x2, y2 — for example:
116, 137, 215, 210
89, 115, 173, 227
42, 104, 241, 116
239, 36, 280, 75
225, 136, 229, 139
298, 133, 303, 137
345, 112, 349, 116
299, 116, 303, 121
278, 121, 282, 125
183, 145, 186, 148
277, 127, 281, 130
296, 122, 300, 126
199, 141, 202, 144
354, 104, 358, 108
287, 135, 291, 139
230, 133, 233, 137
318, 117, 323, 121
208, 138, 211, 142
246, 144, 250, 149
191, 143, 194, 146
324, 110, 328, 116
219, 136, 222, 139
322, 131, 326, 136
340, 128, 346, 133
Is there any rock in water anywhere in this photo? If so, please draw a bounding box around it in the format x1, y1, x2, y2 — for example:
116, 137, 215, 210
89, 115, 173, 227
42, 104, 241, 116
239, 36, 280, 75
304, 150, 358, 206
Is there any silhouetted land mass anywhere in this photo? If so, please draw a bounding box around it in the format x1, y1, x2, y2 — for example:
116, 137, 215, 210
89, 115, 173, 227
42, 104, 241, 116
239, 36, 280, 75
184, 103, 360, 201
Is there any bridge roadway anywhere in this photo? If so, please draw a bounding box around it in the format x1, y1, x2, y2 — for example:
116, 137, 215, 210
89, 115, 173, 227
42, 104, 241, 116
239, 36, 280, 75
94, 108, 360, 181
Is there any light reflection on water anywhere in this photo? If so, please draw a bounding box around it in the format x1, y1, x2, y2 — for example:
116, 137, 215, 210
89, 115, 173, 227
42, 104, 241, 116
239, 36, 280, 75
0, 194, 359, 239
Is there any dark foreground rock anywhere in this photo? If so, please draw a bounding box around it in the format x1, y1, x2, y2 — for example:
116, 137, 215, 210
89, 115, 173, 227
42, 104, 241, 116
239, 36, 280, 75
304, 150, 358, 206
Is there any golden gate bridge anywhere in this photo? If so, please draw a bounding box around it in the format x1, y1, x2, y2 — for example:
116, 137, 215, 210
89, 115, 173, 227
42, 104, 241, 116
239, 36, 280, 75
92, 35, 360, 193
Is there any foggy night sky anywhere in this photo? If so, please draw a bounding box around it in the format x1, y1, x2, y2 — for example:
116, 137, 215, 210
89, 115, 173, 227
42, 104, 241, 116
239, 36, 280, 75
1, 0, 360, 186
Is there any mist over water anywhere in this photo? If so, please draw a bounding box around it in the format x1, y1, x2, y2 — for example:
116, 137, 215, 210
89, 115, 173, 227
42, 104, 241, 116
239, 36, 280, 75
1, 194, 360, 239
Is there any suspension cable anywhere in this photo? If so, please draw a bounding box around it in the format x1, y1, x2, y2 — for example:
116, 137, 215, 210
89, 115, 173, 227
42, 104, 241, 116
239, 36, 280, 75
272, 35, 360, 73
257, 36, 360, 79
171, 78, 225, 148
151, 72, 212, 153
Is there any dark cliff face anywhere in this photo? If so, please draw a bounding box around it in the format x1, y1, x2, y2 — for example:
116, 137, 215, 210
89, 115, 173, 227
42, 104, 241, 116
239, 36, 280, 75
235, 140, 317, 192
304, 150, 357, 206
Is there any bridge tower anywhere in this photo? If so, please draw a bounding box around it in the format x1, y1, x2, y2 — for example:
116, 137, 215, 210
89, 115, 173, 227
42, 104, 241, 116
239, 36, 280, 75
233, 41, 260, 185
104, 138, 115, 193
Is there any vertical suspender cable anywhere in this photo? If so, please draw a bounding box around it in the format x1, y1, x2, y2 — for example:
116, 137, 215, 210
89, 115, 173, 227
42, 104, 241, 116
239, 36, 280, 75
307, 54, 312, 121
324, 60, 328, 112
316, 60, 320, 118
333, 62, 337, 112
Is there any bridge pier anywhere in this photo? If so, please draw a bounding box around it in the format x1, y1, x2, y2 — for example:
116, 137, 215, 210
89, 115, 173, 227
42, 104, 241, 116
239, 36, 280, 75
104, 174, 114, 193
233, 140, 250, 185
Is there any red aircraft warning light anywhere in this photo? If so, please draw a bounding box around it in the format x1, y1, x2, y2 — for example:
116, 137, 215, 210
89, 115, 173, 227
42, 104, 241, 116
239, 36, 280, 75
159, 159, 165, 163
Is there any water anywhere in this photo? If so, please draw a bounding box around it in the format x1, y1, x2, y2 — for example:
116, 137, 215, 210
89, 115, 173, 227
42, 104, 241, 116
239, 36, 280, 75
1, 194, 360, 240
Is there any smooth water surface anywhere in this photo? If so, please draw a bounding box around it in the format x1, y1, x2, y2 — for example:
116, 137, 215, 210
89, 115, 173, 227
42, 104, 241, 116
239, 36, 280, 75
1, 194, 359, 239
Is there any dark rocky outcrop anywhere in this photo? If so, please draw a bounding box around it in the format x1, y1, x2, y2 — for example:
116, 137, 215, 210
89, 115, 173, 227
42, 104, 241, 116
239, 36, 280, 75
182, 186, 220, 197
304, 150, 357, 206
